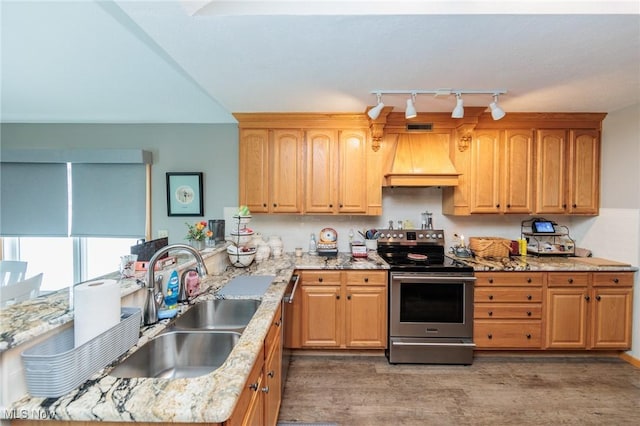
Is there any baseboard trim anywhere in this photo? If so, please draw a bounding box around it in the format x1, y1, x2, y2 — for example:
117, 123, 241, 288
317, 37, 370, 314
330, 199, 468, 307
619, 352, 640, 368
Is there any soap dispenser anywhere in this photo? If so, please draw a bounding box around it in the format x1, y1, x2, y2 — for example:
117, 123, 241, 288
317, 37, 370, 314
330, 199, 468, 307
309, 233, 317, 255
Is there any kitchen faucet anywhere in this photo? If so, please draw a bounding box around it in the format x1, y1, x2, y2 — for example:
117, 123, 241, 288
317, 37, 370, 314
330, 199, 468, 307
143, 243, 209, 325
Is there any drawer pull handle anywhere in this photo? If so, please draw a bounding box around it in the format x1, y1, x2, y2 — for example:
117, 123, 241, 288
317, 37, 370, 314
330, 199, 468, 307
347, 294, 352, 300
568, 278, 574, 284
613, 278, 619, 284
526, 334, 532, 339
527, 278, 532, 283
318, 277, 323, 282
249, 383, 259, 391
488, 278, 494, 284
488, 311, 493, 316
585, 295, 591, 302
336, 295, 340, 300
488, 295, 494, 300
527, 311, 532, 316
595, 295, 601, 301
527, 295, 532, 300
274, 320, 281, 327
487, 334, 493, 339
364, 277, 369, 283
262, 386, 270, 393
268, 370, 275, 378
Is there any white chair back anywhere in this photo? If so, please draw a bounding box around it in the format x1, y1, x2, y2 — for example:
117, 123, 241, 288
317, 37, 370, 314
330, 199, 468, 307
1, 273, 43, 306
0, 260, 28, 286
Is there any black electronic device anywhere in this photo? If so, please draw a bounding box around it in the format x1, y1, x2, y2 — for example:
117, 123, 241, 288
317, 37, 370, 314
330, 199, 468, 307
532, 220, 555, 233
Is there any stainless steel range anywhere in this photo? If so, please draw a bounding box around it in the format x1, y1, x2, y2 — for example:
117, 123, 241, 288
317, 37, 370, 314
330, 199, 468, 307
377, 229, 476, 365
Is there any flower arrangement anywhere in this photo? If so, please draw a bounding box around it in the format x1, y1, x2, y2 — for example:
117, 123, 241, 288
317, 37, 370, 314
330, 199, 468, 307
185, 221, 213, 241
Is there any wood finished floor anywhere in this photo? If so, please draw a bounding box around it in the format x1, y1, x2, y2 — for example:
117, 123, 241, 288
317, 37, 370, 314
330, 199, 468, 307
278, 354, 640, 426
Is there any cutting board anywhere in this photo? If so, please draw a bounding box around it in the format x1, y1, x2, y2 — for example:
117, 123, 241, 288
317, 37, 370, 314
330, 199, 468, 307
218, 275, 275, 297
573, 257, 631, 267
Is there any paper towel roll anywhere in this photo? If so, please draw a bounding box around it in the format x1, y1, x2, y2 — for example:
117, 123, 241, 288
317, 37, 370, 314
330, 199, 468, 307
74, 279, 121, 347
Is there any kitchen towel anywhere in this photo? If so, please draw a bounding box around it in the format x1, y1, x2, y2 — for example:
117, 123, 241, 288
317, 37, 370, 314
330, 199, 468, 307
73, 279, 121, 347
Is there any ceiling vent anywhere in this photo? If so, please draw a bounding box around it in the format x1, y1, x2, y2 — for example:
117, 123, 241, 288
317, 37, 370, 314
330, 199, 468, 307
406, 123, 433, 132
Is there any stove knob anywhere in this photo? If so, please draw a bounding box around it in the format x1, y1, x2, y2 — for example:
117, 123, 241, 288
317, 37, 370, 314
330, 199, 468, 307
418, 233, 424, 239
386, 233, 392, 238
430, 233, 437, 239
392, 233, 398, 238
437, 233, 444, 239
398, 233, 404, 239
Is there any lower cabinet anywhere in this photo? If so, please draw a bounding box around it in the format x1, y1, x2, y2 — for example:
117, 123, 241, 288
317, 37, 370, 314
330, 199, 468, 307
546, 272, 633, 349
287, 270, 387, 349
474, 272, 544, 349
226, 304, 283, 426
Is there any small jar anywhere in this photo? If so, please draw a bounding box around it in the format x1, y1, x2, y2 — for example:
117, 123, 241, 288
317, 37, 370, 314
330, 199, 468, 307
268, 236, 283, 258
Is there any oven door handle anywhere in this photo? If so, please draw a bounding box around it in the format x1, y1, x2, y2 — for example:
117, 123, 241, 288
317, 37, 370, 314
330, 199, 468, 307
283, 274, 300, 304
392, 341, 477, 348
391, 275, 476, 282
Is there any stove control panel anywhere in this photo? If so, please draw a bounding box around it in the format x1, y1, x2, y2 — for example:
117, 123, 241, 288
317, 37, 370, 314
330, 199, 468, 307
377, 229, 445, 244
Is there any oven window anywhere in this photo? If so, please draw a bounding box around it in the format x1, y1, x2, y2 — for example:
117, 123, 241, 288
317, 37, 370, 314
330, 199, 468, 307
400, 283, 464, 323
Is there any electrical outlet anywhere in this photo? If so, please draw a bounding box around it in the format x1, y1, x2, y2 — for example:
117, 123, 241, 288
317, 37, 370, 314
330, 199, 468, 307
158, 229, 169, 238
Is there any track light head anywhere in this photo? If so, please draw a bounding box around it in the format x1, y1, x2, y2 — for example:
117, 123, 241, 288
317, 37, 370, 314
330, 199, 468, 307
405, 93, 417, 119
489, 94, 506, 120
367, 93, 384, 120
451, 93, 464, 118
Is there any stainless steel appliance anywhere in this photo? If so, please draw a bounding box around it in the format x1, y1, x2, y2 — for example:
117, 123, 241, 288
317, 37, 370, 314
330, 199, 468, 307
282, 273, 300, 392
377, 229, 476, 364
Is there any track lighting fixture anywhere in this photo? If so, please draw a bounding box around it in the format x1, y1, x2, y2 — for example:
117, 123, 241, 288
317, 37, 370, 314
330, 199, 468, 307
367, 92, 384, 120
367, 89, 507, 120
451, 93, 464, 118
489, 94, 506, 120
405, 93, 417, 119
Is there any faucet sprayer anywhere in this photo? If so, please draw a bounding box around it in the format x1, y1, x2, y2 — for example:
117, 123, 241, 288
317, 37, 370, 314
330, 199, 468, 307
143, 244, 209, 325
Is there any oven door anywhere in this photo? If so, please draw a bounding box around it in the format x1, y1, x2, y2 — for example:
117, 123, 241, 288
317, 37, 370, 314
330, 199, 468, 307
389, 272, 475, 338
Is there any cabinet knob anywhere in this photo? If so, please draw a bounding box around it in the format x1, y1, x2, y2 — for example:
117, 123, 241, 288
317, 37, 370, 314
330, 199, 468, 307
340, 204, 344, 208
595, 295, 601, 301
329, 204, 333, 208
487, 334, 493, 339
268, 370, 275, 378
527, 278, 532, 283
336, 294, 340, 300
573, 203, 577, 208
364, 277, 369, 283
318, 277, 323, 283
527, 295, 532, 300
274, 320, 281, 327
613, 278, 619, 284
527, 311, 532, 316
568, 278, 574, 284
585, 295, 591, 302
506, 204, 511, 208
526, 333, 532, 339
273, 203, 277, 207
249, 382, 259, 392
496, 204, 500, 208
488, 311, 493, 316
347, 294, 352, 300
263, 203, 267, 208
488, 295, 494, 300
488, 278, 494, 284
563, 204, 567, 208
261, 386, 270, 393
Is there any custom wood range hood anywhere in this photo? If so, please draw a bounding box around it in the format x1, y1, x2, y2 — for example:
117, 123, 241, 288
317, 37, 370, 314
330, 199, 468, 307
383, 133, 461, 187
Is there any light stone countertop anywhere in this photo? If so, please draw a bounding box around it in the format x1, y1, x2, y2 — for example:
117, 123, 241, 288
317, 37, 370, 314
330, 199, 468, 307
4, 251, 387, 423
449, 254, 638, 272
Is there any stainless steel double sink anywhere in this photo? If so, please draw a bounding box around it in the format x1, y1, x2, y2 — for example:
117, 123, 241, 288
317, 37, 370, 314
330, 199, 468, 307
109, 299, 261, 379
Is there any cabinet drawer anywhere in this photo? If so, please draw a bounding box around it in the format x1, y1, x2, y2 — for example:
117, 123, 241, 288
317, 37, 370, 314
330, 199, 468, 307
475, 272, 544, 287
592, 272, 634, 287
474, 303, 542, 319
264, 304, 282, 356
475, 288, 542, 303
547, 272, 589, 287
300, 270, 341, 285
474, 320, 542, 348
344, 270, 387, 286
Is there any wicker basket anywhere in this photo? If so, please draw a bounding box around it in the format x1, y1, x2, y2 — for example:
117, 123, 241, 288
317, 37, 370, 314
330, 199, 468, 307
469, 237, 511, 258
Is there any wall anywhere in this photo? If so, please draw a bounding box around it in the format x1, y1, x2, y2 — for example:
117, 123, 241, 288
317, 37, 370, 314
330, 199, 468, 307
0, 123, 239, 243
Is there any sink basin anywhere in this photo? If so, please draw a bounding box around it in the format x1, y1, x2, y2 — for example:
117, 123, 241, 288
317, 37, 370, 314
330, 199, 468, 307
109, 330, 241, 379
173, 299, 261, 331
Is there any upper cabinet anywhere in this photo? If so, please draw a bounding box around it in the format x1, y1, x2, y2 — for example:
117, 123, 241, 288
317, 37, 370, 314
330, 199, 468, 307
444, 112, 605, 216
235, 113, 381, 215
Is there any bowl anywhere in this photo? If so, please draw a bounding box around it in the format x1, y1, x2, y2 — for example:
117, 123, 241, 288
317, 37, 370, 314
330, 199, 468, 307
232, 215, 252, 227
230, 229, 254, 246
227, 247, 256, 267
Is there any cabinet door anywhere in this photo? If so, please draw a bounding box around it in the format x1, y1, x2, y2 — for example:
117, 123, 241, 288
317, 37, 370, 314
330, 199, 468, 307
344, 285, 387, 348
305, 129, 338, 213
546, 288, 588, 348
568, 129, 599, 214
239, 129, 270, 213
300, 285, 341, 347
502, 129, 533, 213
590, 288, 633, 349
535, 129, 567, 214
338, 129, 368, 213
264, 328, 282, 426
470, 130, 501, 213
271, 129, 303, 213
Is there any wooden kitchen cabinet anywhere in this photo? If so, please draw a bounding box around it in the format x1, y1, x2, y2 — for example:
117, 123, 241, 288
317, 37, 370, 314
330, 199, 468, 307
296, 270, 387, 349
304, 129, 368, 214
227, 305, 283, 426
545, 272, 633, 349
473, 272, 544, 349
238, 128, 303, 214
535, 129, 600, 215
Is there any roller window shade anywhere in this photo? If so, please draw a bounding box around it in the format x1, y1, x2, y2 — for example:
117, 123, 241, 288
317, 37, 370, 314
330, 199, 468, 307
70, 163, 146, 238
0, 163, 69, 236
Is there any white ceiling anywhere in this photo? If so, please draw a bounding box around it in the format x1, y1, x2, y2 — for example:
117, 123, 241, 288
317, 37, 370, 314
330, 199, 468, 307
2, 1, 639, 124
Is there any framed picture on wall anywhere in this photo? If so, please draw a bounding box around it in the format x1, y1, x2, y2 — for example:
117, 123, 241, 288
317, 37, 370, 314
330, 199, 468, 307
166, 172, 204, 216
